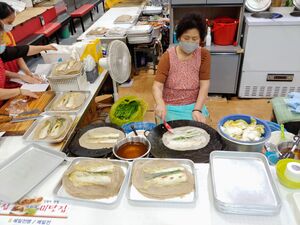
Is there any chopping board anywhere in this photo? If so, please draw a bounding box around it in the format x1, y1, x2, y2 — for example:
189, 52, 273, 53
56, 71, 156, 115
0, 91, 55, 136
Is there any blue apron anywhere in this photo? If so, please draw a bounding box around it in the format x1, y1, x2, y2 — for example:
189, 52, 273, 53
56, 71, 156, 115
165, 103, 209, 122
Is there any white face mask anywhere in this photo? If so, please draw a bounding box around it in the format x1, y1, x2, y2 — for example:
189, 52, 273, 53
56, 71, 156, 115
3, 23, 13, 32
179, 41, 199, 54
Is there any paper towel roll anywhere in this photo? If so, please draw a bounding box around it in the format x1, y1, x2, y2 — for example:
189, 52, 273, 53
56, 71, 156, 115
285, 162, 300, 183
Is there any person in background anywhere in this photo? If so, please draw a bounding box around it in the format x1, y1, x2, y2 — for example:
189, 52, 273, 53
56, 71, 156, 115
0, 23, 56, 103
0, 2, 43, 87
152, 13, 211, 123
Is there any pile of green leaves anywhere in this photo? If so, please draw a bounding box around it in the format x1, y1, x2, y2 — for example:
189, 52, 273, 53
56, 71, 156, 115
109, 96, 147, 126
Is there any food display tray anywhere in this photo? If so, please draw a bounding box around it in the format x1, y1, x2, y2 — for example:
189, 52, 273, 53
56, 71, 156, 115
0, 144, 66, 203
210, 151, 282, 216
44, 91, 90, 114
127, 25, 153, 35
53, 158, 130, 208
127, 158, 198, 206
23, 114, 76, 144
113, 15, 138, 24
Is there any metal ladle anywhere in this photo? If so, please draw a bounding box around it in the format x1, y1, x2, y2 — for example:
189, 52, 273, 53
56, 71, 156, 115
280, 132, 300, 159
131, 125, 139, 136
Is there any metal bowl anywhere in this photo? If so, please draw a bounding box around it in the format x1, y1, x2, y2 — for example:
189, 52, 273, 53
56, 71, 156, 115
277, 141, 300, 159
217, 114, 271, 152
113, 136, 151, 161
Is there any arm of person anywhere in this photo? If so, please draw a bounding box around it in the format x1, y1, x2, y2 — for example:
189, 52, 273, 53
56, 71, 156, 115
153, 81, 166, 121
1, 45, 56, 62
5, 70, 42, 84
192, 48, 211, 123
0, 88, 38, 101
17, 58, 32, 76
192, 80, 210, 123
152, 52, 170, 121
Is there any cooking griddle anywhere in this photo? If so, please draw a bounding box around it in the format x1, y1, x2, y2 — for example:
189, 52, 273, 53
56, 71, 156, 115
67, 123, 125, 158
147, 120, 226, 163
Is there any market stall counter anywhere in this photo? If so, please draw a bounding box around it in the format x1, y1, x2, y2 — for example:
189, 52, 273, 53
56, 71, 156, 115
0, 70, 108, 159
0, 157, 297, 225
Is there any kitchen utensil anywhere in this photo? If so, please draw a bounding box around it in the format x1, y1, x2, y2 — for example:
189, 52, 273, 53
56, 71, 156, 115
18, 109, 41, 116
281, 124, 285, 140
245, 0, 271, 12
217, 114, 271, 152
147, 120, 225, 163
127, 158, 197, 206
10, 115, 41, 123
130, 125, 139, 136
0, 144, 66, 203
67, 123, 125, 158
210, 151, 282, 215
54, 158, 130, 208
163, 120, 174, 134
280, 134, 300, 159
113, 136, 151, 161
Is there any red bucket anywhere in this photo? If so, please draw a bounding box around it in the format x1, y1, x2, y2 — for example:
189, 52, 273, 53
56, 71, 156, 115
212, 17, 238, 46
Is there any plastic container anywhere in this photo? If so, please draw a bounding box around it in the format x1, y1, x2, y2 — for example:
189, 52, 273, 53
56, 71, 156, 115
205, 26, 212, 47
59, 25, 70, 39
212, 17, 238, 46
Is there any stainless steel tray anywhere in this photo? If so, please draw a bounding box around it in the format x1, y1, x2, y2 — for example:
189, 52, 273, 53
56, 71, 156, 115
23, 114, 76, 144
44, 91, 90, 114
127, 158, 198, 206
0, 144, 66, 203
53, 158, 130, 208
210, 151, 282, 215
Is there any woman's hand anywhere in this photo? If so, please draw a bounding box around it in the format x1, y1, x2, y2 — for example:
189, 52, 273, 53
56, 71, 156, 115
155, 102, 167, 121
45, 44, 57, 51
192, 111, 206, 123
20, 89, 38, 98
20, 74, 42, 84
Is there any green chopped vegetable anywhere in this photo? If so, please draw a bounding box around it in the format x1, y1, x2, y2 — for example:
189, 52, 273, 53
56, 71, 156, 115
109, 96, 148, 126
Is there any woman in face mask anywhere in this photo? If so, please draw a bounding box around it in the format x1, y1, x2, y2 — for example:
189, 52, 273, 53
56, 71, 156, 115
0, 2, 43, 87
152, 13, 210, 123
0, 23, 56, 104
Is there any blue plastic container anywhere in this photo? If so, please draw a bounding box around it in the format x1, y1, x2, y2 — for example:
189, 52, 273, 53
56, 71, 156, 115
122, 122, 156, 134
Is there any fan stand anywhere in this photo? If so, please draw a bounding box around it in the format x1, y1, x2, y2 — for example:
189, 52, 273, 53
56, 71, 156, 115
112, 80, 119, 101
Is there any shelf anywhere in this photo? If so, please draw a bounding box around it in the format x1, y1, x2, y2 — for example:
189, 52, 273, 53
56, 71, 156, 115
205, 44, 242, 53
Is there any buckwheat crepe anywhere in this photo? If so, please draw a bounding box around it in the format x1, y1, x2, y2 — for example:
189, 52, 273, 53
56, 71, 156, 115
33, 116, 71, 140
132, 160, 194, 199
62, 160, 125, 199
51, 92, 86, 111
79, 127, 125, 150
162, 126, 210, 151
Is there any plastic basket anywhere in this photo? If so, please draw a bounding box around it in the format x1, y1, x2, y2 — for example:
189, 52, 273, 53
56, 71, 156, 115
212, 17, 238, 46
47, 69, 88, 91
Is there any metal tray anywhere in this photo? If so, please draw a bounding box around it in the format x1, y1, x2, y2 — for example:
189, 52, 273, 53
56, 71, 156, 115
127, 25, 153, 35
127, 158, 198, 206
113, 15, 138, 24
53, 158, 130, 208
44, 91, 90, 114
210, 151, 282, 215
23, 114, 76, 144
0, 144, 66, 203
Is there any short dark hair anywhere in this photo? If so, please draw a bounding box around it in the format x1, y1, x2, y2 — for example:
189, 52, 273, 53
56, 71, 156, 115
0, 2, 15, 20
176, 14, 206, 41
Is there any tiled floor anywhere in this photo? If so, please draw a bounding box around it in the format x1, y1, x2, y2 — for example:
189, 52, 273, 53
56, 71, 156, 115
119, 69, 273, 128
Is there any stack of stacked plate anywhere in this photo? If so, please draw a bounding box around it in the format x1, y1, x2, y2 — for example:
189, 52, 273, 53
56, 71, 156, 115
210, 151, 282, 216
142, 6, 163, 15
127, 25, 154, 44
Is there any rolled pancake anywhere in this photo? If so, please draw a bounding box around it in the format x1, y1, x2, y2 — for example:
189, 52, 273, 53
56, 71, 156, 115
33, 116, 71, 140
52, 92, 86, 111
62, 160, 125, 199
79, 127, 125, 150
162, 126, 210, 151
132, 160, 194, 199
